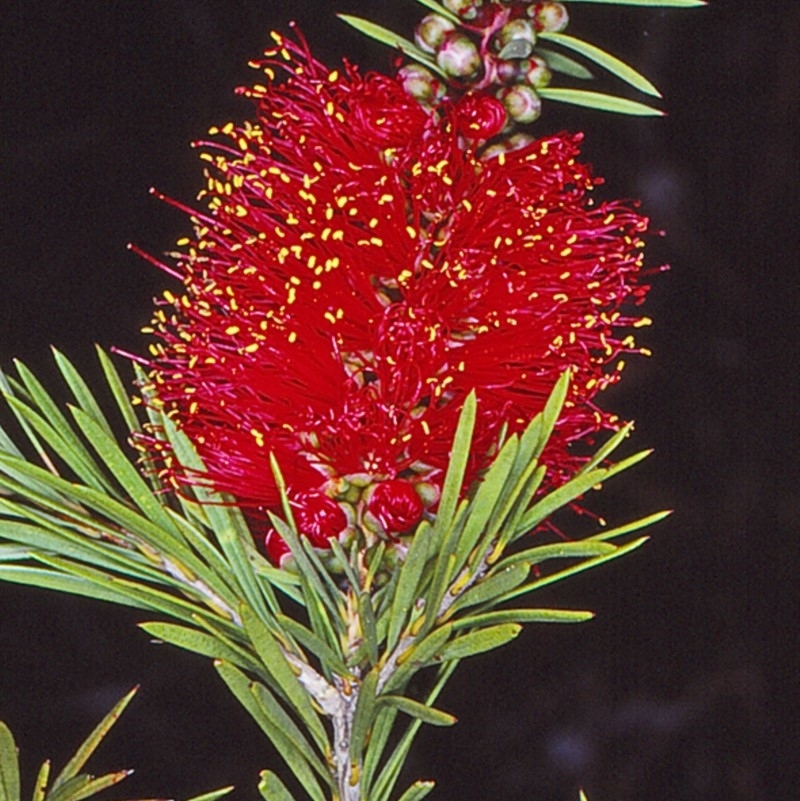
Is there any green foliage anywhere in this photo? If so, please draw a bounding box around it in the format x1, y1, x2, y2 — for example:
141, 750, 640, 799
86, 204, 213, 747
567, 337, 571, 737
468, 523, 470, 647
0, 687, 230, 801
0, 352, 666, 801
339, 1, 704, 117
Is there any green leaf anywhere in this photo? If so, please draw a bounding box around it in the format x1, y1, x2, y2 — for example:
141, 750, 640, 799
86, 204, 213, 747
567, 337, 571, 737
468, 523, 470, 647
94, 347, 142, 438
379, 695, 456, 727
436, 623, 521, 661
275, 614, 350, 676
0, 721, 20, 801
491, 541, 617, 574
337, 15, 446, 78
492, 536, 650, 606
351, 667, 380, 763
539, 87, 664, 115
240, 605, 329, 754
370, 661, 457, 801
394, 781, 436, 801
183, 787, 235, 801
451, 608, 594, 630
435, 393, 476, 538
163, 416, 271, 622
535, 47, 594, 80
139, 621, 263, 675
50, 686, 137, 792
567, 0, 705, 5
0, 564, 151, 609
249, 683, 330, 784
258, 770, 295, 801
359, 591, 379, 666
540, 32, 661, 97
215, 663, 328, 801
51, 349, 114, 438
47, 770, 132, 801
447, 562, 530, 615
410, 0, 460, 24
32, 760, 51, 801
384, 623, 454, 694
386, 522, 431, 653
587, 509, 672, 542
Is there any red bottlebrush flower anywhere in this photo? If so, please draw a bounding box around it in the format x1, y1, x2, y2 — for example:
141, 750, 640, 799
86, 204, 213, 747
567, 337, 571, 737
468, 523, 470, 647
139, 30, 653, 545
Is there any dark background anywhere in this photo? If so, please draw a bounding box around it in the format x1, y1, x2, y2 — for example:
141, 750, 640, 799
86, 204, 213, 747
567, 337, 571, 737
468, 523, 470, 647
1, 2, 797, 800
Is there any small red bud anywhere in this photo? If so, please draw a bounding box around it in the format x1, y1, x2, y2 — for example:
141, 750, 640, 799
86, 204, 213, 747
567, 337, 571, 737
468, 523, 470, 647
292, 492, 347, 549
264, 528, 291, 566
367, 479, 424, 534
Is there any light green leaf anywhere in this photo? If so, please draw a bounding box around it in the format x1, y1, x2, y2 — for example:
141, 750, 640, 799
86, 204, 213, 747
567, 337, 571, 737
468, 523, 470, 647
249, 683, 330, 784
567, 0, 704, 5
436, 623, 521, 661
275, 614, 350, 676
384, 623, 454, 694
258, 770, 295, 801
491, 541, 617, 574
451, 608, 594, 630
0, 721, 20, 801
215, 662, 328, 801
47, 770, 131, 801
395, 780, 436, 801
434, 392, 476, 538
447, 562, 530, 615
351, 667, 380, 763
32, 760, 51, 801
51, 349, 114, 438
379, 695, 456, 727
139, 621, 263, 675
94, 347, 142, 438
337, 15, 446, 78
410, 0, 460, 24
51, 686, 137, 791
540, 32, 661, 97
587, 509, 672, 542
240, 605, 329, 754
386, 522, 431, 653
539, 87, 664, 115
535, 47, 594, 80
183, 787, 235, 801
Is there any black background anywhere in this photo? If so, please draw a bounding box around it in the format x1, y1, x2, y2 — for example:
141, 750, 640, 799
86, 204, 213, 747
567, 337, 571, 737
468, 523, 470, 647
1, 2, 798, 800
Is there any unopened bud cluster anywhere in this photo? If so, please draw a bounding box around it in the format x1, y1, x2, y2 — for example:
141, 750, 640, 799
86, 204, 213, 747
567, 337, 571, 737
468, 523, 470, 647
264, 476, 438, 568
402, 0, 569, 131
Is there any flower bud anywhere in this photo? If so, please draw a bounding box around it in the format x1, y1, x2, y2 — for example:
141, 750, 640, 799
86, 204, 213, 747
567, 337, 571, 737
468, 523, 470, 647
454, 92, 508, 140
292, 491, 347, 549
493, 19, 536, 59
367, 479, 424, 535
264, 528, 291, 566
520, 55, 552, 89
436, 31, 483, 80
498, 83, 542, 123
528, 2, 569, 33
414, 14, 457, 54
443, 0, 485, 22
398, 63, 446, 105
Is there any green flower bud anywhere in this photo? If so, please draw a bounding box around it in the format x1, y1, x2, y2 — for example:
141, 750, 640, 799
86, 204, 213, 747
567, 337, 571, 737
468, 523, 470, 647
498, 83, 542, 123
443, 0, 485, 22
437, 31, 483, 80
528, 1, 569, 33
414, 14, 457, 55
493, 19, 537, 60
520, 55, 552, 88
398, 64, 446, 105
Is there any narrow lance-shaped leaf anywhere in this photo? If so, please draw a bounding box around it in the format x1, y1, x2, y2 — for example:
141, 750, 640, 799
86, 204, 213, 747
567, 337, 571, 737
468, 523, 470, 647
436, 623, 521, 661
394, 781, 436, 801
379, 695, 457, 727
258, 770, 295, 801
567, 0, 705, 6
539, 87, 664, 116
51, 686, 138, 791
0, 721, 20, 801
540, 32, 661, 97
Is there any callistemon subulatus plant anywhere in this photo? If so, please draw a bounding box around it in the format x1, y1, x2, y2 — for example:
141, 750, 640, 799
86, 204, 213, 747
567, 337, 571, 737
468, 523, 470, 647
0, 2, 704, 801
